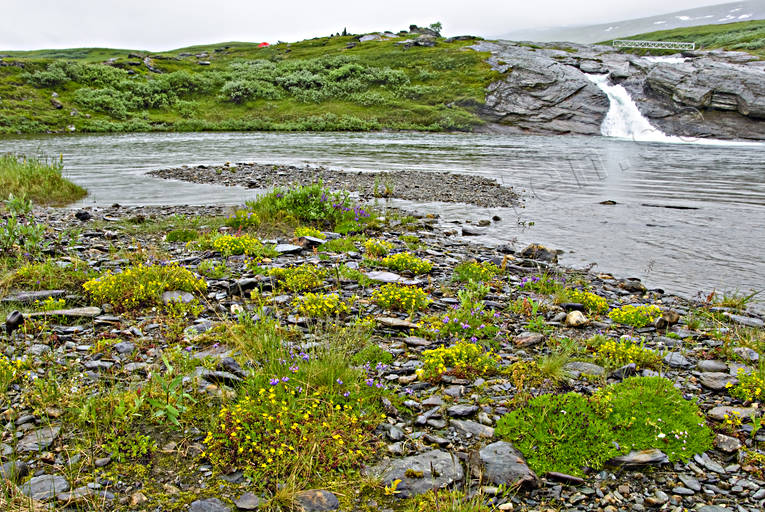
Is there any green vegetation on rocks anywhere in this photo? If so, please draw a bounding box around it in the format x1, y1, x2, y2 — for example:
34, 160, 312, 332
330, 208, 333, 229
496, 377, 713, 477
611, 19, 765, 58
0, 33, 497, 134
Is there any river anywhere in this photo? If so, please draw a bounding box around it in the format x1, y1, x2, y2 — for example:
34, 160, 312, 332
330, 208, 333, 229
1, 131, 764, 305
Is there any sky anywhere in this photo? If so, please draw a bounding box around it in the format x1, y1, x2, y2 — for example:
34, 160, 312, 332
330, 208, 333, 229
1, 0, 732, 51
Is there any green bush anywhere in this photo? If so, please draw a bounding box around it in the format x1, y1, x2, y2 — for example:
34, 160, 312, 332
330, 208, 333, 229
371, 283, 431, 312
378, 252, 433, 274
452, 260, 501, 283
363, 238, 393, 257
83, 263, 207, 311
496, 377, 713, 476
166, 229, 198, 242
609, 304, 662, 328
244, 183, 373, 231
595, 336, 662, 369
225, 209, 261, 230
418, 341, 500, 380
269, 264, 327, 292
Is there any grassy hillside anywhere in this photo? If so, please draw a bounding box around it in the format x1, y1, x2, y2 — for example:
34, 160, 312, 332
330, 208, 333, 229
0, 33, 499, 134
602, 19, 765, 58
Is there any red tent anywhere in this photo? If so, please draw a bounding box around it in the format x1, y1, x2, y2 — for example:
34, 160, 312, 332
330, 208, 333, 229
258, 42, 270, 48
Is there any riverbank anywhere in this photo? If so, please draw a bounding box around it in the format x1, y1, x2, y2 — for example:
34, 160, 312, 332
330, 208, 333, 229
1, 185, 764, 511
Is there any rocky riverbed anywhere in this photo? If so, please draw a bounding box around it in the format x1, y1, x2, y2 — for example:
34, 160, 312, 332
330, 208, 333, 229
148, 163, 520, 208
1, 199, 764, 512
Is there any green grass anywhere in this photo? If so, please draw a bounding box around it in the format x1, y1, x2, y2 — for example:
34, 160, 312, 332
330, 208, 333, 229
0, 34, 498, 134
603, 19, 765, 58
0, 154, 86, 205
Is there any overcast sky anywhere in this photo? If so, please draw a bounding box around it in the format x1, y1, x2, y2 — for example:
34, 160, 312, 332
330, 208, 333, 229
2, 0, 731, 51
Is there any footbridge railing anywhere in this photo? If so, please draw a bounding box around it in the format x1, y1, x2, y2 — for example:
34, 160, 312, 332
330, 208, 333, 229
612, 40, 696, 50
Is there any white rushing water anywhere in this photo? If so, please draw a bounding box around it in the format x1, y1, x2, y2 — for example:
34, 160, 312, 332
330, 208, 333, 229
586, 73, 761, 146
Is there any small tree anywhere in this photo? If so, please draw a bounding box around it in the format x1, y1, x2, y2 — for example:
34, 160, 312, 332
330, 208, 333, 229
429, 22, 442, 36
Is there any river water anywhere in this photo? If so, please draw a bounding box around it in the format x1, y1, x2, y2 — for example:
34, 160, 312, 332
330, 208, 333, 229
1, 131, 764, 304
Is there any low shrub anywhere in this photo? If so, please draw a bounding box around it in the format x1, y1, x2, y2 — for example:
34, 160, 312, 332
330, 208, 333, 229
83, 263, 207, 311
562, 288, 609, 314
364, 238, 393, 257
244, 183, 372, 231
608, 304, 662, 328
297, 292, 351, 318
728, 365, 765, 402
269, 264, 327, 292
166, 229, 198, 242
319, 236, 361, 253
2, 257, 95, 291
417, 341, 501, 381
351, 345, 393, 366
595, 336, 662, 369
496, 376, 713, 476
294, 226, 326, 239
209, 234, 269, 256
371, 283, 431, 312
419, 307, 499, 342
225, 209, 260, 230
452, 260, 501, 283
379, 252, 433, 275
520, 273, 565, 295
0, 355, 28, 392
203, 381, 381, 489
0, 195, 47, 257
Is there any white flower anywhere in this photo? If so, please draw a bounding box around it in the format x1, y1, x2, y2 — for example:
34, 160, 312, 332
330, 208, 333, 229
657, 433, 666, 439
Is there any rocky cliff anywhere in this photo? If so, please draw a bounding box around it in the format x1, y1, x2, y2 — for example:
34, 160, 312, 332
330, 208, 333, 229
474, 40, 765, 141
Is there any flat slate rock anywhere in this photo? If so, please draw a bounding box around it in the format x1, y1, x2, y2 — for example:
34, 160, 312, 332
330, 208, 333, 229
26, 307, 102, 319
365, 270, 422, 286
699, 372, 738, 391
707, 405, 757, 422
21, 474, 70, 500
274, 243, 303, 254
295, 489, 340, 511
234, 492, 261, 510
189, 498, 231, 512
722, 313, 764, 328
663, 352, 693, 368
376, 317, 419, 330
447, 404, 479, 417
403, 336, 433, 347
1, 290, 66, 304
452, 419, 495, 438
18, 426, 60, 452
474, 441, 540, 489
0, 460, 29, 482
607, 449, 669, 467
367, 449, 464, 498
564, 361, 606, 376
697, 360, 728, 372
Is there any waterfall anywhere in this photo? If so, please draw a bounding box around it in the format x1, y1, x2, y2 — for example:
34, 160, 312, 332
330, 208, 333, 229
586, 73, 683, 143
586, 73, 761, 146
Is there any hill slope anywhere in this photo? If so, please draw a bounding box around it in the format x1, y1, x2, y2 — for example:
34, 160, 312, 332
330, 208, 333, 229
496, 0, 765, 43
0, 31, 498, 135
609, 18, 765, 58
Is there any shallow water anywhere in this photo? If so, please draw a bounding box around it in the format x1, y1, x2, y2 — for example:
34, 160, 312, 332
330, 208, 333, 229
2, 131, 764, 303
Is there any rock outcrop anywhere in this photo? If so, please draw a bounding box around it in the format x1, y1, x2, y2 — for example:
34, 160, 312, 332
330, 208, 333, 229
474, 41, 765, 141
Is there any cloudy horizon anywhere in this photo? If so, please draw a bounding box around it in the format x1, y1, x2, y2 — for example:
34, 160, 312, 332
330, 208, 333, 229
1, 0, 740, 51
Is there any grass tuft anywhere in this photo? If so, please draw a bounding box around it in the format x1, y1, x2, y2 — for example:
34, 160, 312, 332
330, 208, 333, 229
0, 154, 86, 205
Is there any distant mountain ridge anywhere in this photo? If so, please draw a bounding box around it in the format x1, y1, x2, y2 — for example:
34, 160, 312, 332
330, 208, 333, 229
496, 0, 765, 43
